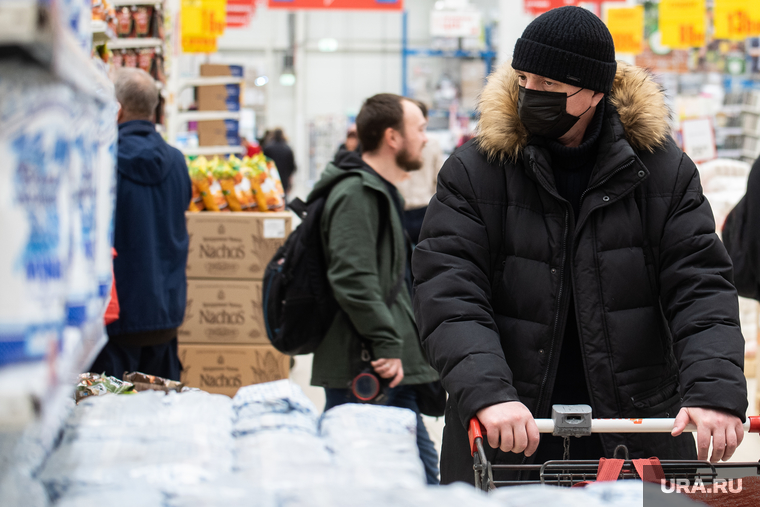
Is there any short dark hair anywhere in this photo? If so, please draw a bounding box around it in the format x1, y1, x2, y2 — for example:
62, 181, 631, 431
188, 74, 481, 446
413, 99, 428, 119
356, 93, 407, 153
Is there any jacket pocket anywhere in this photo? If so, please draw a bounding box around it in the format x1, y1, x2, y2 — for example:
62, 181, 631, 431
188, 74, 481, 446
631, 376, 680, 416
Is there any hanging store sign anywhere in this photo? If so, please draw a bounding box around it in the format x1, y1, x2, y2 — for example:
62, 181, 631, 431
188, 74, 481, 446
606, 6, 644, 54
659, 0, 705, 49
182, 0, 226, 52
227, 0, 255, 28
267, 0, 403, 10
430, 10, 481, 38
523, 0, 576, 16
713, 0, 751, 40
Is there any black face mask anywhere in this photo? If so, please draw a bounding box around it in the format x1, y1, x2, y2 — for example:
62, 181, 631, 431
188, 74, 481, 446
518, 86, 590, 139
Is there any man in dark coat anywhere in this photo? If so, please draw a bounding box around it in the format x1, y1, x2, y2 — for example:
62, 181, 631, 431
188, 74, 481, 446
412, 6, 748, 485
263, 128, 296, 195
89, 68, 191, 381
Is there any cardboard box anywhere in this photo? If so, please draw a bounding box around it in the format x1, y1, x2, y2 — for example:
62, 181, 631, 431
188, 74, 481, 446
200, 63, 244, 77
186, 212, 292, 279
179, 279, 268, 345
197, 84, 241, 112
198, 120, 240, 146
179, 344, 290, 397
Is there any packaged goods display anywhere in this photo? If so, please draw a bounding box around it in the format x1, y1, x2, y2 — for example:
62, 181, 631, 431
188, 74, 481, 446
75, 373, 135, 402
186, 154, 285, 212
34, 380, 669, 506
178, 280, 268, 345
0, 62, 116, 367
184, 211, 291, 280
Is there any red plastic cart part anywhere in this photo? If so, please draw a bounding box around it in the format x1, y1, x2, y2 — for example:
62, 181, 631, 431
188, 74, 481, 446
469, 418, 485, 457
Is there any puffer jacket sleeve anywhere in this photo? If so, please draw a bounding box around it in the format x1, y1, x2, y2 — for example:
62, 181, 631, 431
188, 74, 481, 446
658, 152, 748, 421
322, 180, 403, 360
412, 153, 519, 428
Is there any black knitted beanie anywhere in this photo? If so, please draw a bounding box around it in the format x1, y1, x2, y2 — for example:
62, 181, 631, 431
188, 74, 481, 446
512, 6, 617, 94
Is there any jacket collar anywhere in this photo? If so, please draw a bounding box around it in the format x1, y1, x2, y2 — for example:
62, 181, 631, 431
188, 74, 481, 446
118, 120, 157, 137
476, 62, 671, 164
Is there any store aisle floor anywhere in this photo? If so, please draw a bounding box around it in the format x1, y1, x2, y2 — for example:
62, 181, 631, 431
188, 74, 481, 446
290, 356, 759, 469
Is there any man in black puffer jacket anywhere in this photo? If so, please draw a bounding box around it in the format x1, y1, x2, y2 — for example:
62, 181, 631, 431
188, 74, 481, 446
412, 6, 748, 485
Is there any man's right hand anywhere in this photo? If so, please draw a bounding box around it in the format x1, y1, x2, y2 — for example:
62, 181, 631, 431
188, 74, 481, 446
371, 358, 404, 388
476, 401, 540, 456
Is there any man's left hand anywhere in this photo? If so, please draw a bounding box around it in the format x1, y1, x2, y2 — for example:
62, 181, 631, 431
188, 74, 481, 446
671, 407, 744, 462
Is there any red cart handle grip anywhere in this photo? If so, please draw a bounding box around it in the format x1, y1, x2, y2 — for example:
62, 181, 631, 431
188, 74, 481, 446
468, 417, 486, 457
750, 415, 760, 434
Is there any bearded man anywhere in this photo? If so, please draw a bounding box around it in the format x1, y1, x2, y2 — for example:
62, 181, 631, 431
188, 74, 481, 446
308, 93, 441, 484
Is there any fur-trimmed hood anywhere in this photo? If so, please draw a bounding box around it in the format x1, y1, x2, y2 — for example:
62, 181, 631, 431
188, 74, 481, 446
476, 61, 671, 163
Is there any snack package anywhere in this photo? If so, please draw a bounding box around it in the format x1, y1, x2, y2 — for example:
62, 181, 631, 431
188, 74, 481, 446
123, 49, 138, 68
188, 157, 219, 212
137, 48, 154, 73
111, 49, 124, 68
116, 7, 133, 37
75, 372, 136, 403
245, 154, 285, 211
133, 6, 153, 37
123, 371, 183, 392
265, 157, 286, 201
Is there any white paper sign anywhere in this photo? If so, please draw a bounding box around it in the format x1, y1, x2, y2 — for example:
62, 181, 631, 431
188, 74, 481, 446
681, 118, 717, 163
263, 219, 286, 239
430, 10, 482, 38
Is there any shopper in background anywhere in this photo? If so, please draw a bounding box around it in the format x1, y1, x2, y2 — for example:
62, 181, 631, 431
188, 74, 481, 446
413, 6, 748, 485
722, 159, 760, 301
394, 101, 444, 245
334, 124, 361, 158
309, 93, 441, 484
263, 128, 296, 196
89, 68, 191, 381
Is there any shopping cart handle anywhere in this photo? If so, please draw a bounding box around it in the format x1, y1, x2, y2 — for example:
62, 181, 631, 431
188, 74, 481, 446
468, 417, 486, 457
468, 415, 760, 454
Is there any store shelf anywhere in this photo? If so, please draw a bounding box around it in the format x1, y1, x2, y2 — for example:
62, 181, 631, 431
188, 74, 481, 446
91, 20, 116, 45
177, 111, 241, 121
0, 3, 113, 102
111, 0, 162, 5
178, 76, 244, 90
182, 146, 245, 156
109, 37, 163, 49
0, 321, 106, 432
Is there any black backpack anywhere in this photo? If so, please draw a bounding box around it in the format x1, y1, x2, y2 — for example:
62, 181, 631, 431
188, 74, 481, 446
262, 171, 403, 355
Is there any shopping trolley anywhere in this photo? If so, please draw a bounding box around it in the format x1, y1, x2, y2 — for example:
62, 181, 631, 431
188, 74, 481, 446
468, 405, 760, 491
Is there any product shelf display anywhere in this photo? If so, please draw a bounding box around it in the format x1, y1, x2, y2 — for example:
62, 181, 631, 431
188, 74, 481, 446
0, 0, 118, 501
168, 64, 245, 155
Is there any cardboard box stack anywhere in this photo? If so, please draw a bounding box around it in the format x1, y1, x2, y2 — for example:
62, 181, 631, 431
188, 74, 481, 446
197, 64, 243, 148
179, 212, 293, 396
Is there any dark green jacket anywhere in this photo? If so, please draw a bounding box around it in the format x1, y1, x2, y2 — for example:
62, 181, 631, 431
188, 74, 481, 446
309, 153, 438, 388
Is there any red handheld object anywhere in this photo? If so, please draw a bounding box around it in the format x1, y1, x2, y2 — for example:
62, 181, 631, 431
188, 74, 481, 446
468, 417, 486, 457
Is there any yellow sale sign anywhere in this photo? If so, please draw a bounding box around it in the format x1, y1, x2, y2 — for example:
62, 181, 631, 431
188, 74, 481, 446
714, 0, 750, 40
182, 35, 218, 53
750, 2, 760, 36
606, 6, 644, 54
659, 0, 705, 49
181, 0, 226, 52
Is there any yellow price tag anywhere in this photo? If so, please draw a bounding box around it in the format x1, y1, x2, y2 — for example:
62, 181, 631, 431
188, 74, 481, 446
659, 0, 705, 49
714, 0, 750, 40
182, 35, 218, 53
606, 6, 644, 55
